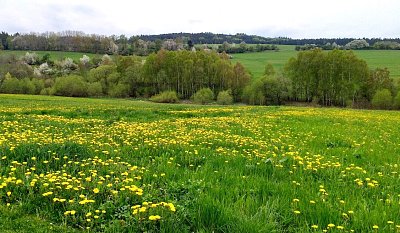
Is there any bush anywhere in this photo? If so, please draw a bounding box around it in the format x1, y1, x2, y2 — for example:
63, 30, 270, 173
87, 82, 103, 97
217, 90, 233, 105
394, 91, 400, 109
53, 75, 88, 97
20, 78, 36, 94
40, 87, 54, 95
150, 91, 179, 103
371, 89, 392, 109
192, 88, 214, 104
0, 76, 22, 94
242, 80, 265, 105
108, 83, 130, 98
31, 78, 45, 94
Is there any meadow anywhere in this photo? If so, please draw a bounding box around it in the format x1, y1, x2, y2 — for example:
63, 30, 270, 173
0, 94, 399, 232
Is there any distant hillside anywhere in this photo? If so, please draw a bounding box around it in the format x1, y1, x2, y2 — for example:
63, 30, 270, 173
135, 33, 400, 46
1, 31, 400, 56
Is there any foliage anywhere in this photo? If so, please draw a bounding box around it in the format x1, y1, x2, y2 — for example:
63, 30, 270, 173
150, 91, 179, 103
108, 83, 130, 98
373, 41, 400, 50
53, 75, 88, 97
0, 74, 35, 94
87, 82, 103, 97
284, 49, 371, 106
345, 39, 370, 50
192, 88, 214, 104
242, 74, 291, 105
216, 90, 233, 105
394, 91, 400, 109
371, 88, 393, 109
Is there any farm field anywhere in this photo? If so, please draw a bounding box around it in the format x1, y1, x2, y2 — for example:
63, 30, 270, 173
0, 94, 399, 232
232, 48, 400, 79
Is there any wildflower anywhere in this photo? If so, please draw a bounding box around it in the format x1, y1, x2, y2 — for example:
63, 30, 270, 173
373, 225, 379, 229
149, 215, 161, 221
293, 210, 301, 214
311, 225, 318, 229
93, 188, 100, 194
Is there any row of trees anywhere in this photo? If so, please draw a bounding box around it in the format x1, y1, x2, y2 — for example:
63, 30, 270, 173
216, 42, 278, 53
0, 50, 251, 101
296, 40, 400, 51
3, 31, 400, 56
284, 49, 397, 107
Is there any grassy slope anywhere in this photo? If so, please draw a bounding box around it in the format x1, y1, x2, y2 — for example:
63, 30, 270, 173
0, 94, 400, 232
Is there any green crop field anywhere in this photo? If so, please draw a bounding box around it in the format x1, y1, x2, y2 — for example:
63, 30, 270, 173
232, 47, 400, 80
0, 94, 399, 232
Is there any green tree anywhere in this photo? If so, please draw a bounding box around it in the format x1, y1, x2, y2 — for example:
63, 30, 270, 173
264, 63, 276, 76
371, 89, 393, 109
394, 91, 400, 109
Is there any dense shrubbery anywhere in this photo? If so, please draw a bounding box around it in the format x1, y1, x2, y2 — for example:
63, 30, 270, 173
192, 88, 214, 104
150, 91, 179, 103
217, 90, 233, 105
371, 89, 393, 109
53, 75, 88, 97
0, 50, 250, 103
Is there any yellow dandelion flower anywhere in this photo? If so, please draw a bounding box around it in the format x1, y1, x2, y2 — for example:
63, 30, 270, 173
149, 215, 161, 221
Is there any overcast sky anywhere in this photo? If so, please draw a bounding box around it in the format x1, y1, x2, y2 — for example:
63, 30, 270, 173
0, 0, 399, 39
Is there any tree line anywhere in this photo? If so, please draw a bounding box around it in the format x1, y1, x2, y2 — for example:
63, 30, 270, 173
2, 31, 400, 56
0, 49, 399, 109
296, 39, 400, 51
0, 50, 250, 101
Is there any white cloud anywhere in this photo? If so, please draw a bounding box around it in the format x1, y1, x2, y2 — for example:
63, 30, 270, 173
0, 0, 399, 38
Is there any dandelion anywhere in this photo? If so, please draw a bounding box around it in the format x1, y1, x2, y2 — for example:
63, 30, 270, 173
93, 188, 100, 194
373, 225, 379, 229
149, 215, 161, 221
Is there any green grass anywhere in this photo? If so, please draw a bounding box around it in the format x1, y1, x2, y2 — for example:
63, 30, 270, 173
0, 94, 400, 232
232, 47, 400, 79
232, 46, 296, 78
